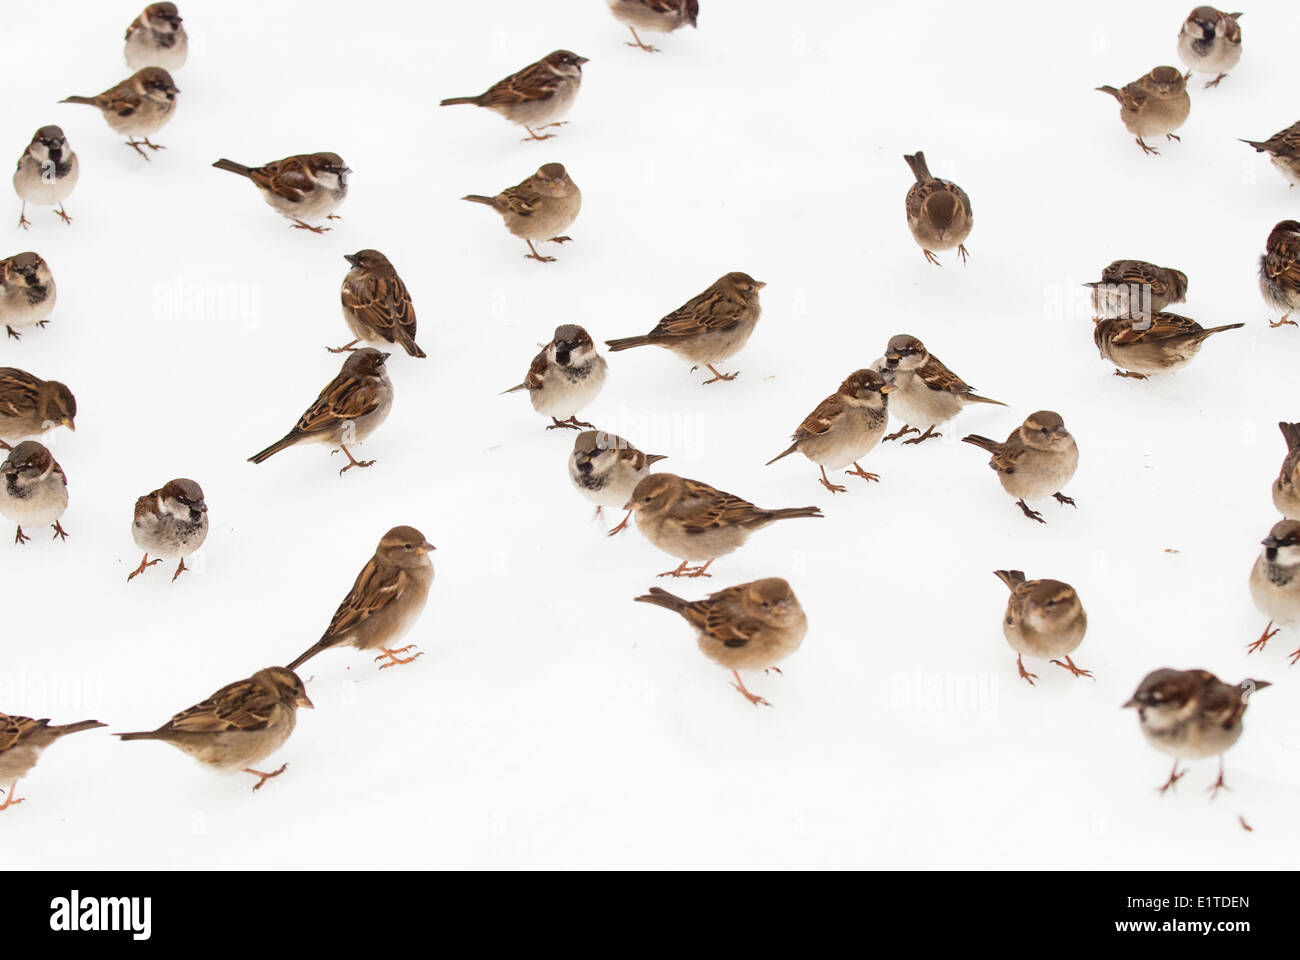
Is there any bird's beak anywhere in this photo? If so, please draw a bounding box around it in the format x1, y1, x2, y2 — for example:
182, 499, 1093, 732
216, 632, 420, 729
577, 56, 590, 65
646, 454, 669, 465
297, 692, 315, 709
61, 417, 75, 431
1051, 430, 1068, 440
417, 540, 436, 555
881, 383, 896, 393
344, 254, 359, 266
622, 499, 636, 511
1249, 680, 1272, 692
342, 167, 353, 175
1121, 697, 1138, 709
168, 85, 180, 95
1262, 536, 1280, 548
755, 281, 767, 289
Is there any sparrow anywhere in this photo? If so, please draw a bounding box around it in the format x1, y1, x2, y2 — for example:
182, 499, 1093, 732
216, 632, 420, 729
502, 325, 607, 430
605, 272, 764, 384
766, 369, 894, 492
1258, 220, 1300, 328
569, 430, 667, 534
12, 126, 77, 228
60, 67, 179, 159
1096, 67, 1190, 155
1241, 121, 1300, 188
1093, 313, 1243, 379
634, 578, 806, 707
115, 667, 313, 792
993, 570, 1090, 685
903, 151, 973, 266
0, 714, 104, 810
1272, 422, 1300, 520
248, 348, 392, 475
607, 0, 699, 52
1084, 260, 1189, 319
1247, 518, 1300, 663
1177, 7, 1242, 88
439, 51, 589, 141
0, 252, 56, 340
1124, 668, 1267, 797
875, 334, 1005, 444
0, 441, 68, 545
334, 250, 425, 357
0, 367, 76, 444
125, 2, 187, 71
462, 163, 581, 262
962, 411, 1079, 523
626, 472, 823, 578
212, 153, 350, 233
286, 526, 435, 672
128, 478, 208, 582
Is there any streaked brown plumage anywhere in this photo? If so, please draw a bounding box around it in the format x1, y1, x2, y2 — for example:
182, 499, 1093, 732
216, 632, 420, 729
1093, 313, 1243, 378
334, 250, 424, 357
1096, 67, 1190, 155
1241, 121, 1300, 188
903, 151, 972, 266
0, 714, 104, 810
1259, 220, 1300, 327
0, 367, 76, 443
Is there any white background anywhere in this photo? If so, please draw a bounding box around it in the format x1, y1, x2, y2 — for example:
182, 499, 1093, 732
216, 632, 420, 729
2, 0, 1298, 868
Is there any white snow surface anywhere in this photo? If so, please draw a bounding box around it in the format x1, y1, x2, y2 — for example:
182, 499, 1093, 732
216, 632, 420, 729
2, 0, 1300, 869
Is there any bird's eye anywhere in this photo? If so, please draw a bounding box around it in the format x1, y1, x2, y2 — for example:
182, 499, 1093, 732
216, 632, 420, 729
404, 543, 413, 551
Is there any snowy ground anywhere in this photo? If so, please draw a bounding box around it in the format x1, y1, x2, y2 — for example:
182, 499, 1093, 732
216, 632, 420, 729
2, 0, 1299, 868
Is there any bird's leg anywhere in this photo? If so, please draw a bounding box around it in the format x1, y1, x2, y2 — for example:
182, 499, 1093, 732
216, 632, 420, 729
375, 645, 424, 669
520, 126, 556, 142
1136, 137, 1160, 156
1206, 757, 1230, 800
289, 218, 329, 234
335, 444, 376, 475
547, 236, 573, 244
883, 423, 918, 442
1269, 313, 1297, 328
730, 671, 771, 707
1157, 760, 1185, 795
606, 510, 633, 537
844, 462, 881, 483
1016, 653, 1038, 686
625, 27, 661, 52
524, 239, 556, 263
326, 339, 361, 354
326, 213, 342, 221
124, 139, 154, 161
1182, 70, 1192, 82
1050, 654, 1094, 679
764, 666, 784, 676
1053, 492, 1077, 508
5, 326, 20, 340
126, 552, 163, 581
51, 521, 69, 542
1204, 73, 1228, 89
1016, 499, 1046, 523
244, 763, 287, 792
54, 204, 72, 225
657, 558, 713, 578
1113, 368, 1150, 380
1165, 132, 1181, 142
902, 425, 942, 445
17, 202, 30, 229
171, 558, 190, 582
1289, 644, 1300, 666
546, 416, 582, 431
13, 526, 30, 545
817, 466, 847, 493
537, 122, 569, 130
701, 364, 738, 384
565, 416, 595, 429
957, 244, 971, 265
1246, 620, 1278, 654
0, 781, 25, 810
922, 249, 942, 266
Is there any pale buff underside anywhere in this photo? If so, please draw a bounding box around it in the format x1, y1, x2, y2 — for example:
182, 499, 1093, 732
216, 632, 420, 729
797, 408, 887, 469
1002, 611, 1085, 660
1273, 474, 1300, 520
101, 99, 175, 139
487, 78, 580, 129
1249, 556, 1300, 624
696, 610, 807, 672
1140, 709, 1241, 760
0, 477, 68, 527
1098, 339, 1200, 376
0, 742, 44, 782
661, 317, 758, 366
164, 709, 296, 771
530, 358, 605, 419
1177, 34, 1242, 75
0, 281, 56, 329
13, 157, 78, 206
607, 1, 689, 32
504, 190, 582, 242
997, 443, 1078, 501
132, 513, 209, 559
636, 513, 762, 563
263, 183, 347, 222
1120, 94, 1190, 138
336, 562, 433, 653
125, 31, 188, 71
908, 215, 971, 253
889, 374, 965, 428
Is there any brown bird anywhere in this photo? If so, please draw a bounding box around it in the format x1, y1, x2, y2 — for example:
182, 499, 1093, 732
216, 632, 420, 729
0, 367, 76, 444
1241, 121, 1300, 188
1084, 260, 1188, 319
0, 714, 103, 810
212, 153, 350, 232
1096, 67, 1190, 155
333, 250, 425, 357
439, 51, 588, 141
60, 67, 179, 159
903, 151, 973, 266
1093, 313, 1243, 379
1259, 220, 1300, 328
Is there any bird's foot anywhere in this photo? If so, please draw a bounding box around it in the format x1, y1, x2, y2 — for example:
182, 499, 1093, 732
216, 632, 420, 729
1165, 133, 1182, 142
1050, 655, 1094, 680
375, 645, 423, 670
1206, 769, 1230, 800
326, 213, 342, 221
5, 326, 19, 340
17, 212, 30, 230
731, 671, 771, 707
818, 467, 848, 494
244, 763, 287, 792
326, 339, 361, 354
521, 127, 556, 142
51, 521, 69, 542
1246, 621, 1278, 654
171, 558, 190, 582
1053, 492, 1076, 508
548, 236, 573, 244
1016, 654, 1038, 686
883, 424, 918, 442
844, 463, 880, 483
626, 28, 661, 52
1016, 499, 1046, 523
1157, 762, 1185, 795
126, 553, 163, 581
0, 783, 25, 810
13, 527, 30, 545
701, 364, 738, 384
922, 249, 942, 266
126, 138, 164, 160
334, 445, 376, 476
1288, 645, 1300, 666
1113, 368, 1149, 380
289, 218, 330, 233
902, 425, 941, 445
657, 559, 713, 579
1204, 73, 1227, 89
1136, 137, 1160, 156
1269, 314, 1297, 328
54, 205, 72, 225
957, 244, 970, 265
606, 510, 633, 537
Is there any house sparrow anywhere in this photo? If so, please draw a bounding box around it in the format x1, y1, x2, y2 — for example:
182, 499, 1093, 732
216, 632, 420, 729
1124, 668, 1267, 797
1177, 7, 1242, 88
1272, 422, 1300, 520
212, 153, 350, 233
993, 570, 1090, 685
0, 252, 55, 340
606, 0, 698, 52
0, 441, 68, 545
12, 126, 77, 228
1093, 313, 1243, 379
439, 51, 588, 141
0, 367, 76, 444
0, 714, 104, 810
1096, 67, 1190, 155
766, 369, 894, 492
626, 472, 822, 578
248, 348, 392, 475
60, 67, 179, 160
115, 666, 313, 792
569, 430, 667, 535
334, 250, 425, 357
462, 163, 581, 262
286, 526, 435, 671
634, 578, 806, 707
605, 272, 764, 384
502, 325, 607, 430
1242, 121, 1300, 188
128, 478, 208, 582
1084, 260, 1188, 319
962, 411, 1079, 523
125, 2, 187, 71
1247, 518, 1300, 662
1259, 220, 1300, 328
875, 334, 1005, 444
903, 152, 973, 266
